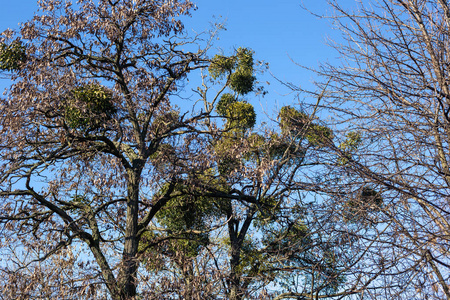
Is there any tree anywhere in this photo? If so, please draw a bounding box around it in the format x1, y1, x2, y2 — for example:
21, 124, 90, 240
0, 0, 235, 299
0, 1, 407, 299
138, 62, 374, 299
132, 46, 361, 300
313, 0, 450, 298
201, 80, 337, 299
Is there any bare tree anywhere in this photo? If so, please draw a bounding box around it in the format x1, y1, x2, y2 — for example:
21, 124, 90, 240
312, 0, 450, 298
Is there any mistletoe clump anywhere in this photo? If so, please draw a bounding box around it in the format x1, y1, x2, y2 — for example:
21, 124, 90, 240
305, 124, 333, 147
278, 105, 333, 147
216, 93, 256, 131
229, 70, 255, 95
360, 187, 383, 207
338, 131, 362, 165
229, 48, 256, 95
209, 47, 256, 95
0, 41, 26, 71
65, 84, 116, 130
225, 101, 256, 130
278, 106, 309, 135
152, 181, 224, 257
209, 55, 236, 80
157, 197, 210, 257
216, 93, 237, 116
211, 48, 258, 132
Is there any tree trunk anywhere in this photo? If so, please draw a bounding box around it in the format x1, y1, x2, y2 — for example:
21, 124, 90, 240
228, 219, 242, 300
89, 242, 122, 300
119, 167, 142, 299
229, 259, 242, 300
182, 260, 194, 300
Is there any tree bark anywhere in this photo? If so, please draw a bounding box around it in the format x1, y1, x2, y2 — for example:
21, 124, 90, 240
227, 210, 242, 300
119, 166, 143, 299
229, 241, 242, 300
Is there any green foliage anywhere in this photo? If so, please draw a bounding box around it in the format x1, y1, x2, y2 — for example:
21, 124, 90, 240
305, 124, 333, 147
139, 176, 231, 271
158, 196, 210, 257
71, 84, 115, 113
138, 231, 170, 273
209, 55, 236, 79
65, 84, 116, 130
267, 134, 296, 160
243, 132, 306, 166
213, 133, 239, 176
278, 106, 333, 147
229, 69, 255, 95
0, 41, 26, 71
216, 93, 236, 116
157, 191, 210, 233
152, 179, 228, 257
248, 132, 266, 148
235, 47, 254, 70
225, 101, 256, 130
70, 195, 89, 204
262, 221, 309, 258
212, 48, 257, 138
236, 239, 264, 274
67, 195, 90, 213
242, 133, 269, 161
217, 155, 239, 176
338, 131, 362, 165
268, 140, 292, 160
229, 48, 256, 95
278, 106, 309, 135
340, 131, 362, 150
65, 107, 88, 129
209, 47, 256, 95
216, 93, 256, 131
253, 196, 280, 227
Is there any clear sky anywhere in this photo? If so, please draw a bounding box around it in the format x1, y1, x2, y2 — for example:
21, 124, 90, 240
0, 0, 339, 117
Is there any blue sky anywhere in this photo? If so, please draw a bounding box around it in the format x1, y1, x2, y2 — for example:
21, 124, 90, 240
0, 0, 339, 116
183, 1, 341, 117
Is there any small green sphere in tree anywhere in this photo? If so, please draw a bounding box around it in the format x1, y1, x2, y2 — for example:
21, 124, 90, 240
226, 101, 256, 130
216, 93, 237, 116
229, 69, 255, 95
278, 106, 309, 135
0, 41, 26, 71
209, 55, 236, 79
65, 84, 116, 130
209, 47, 256, 95
229, 47, 256, 95
278, 105, 333, 147
235, 47, 254, 70
305, 124, 333, 147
